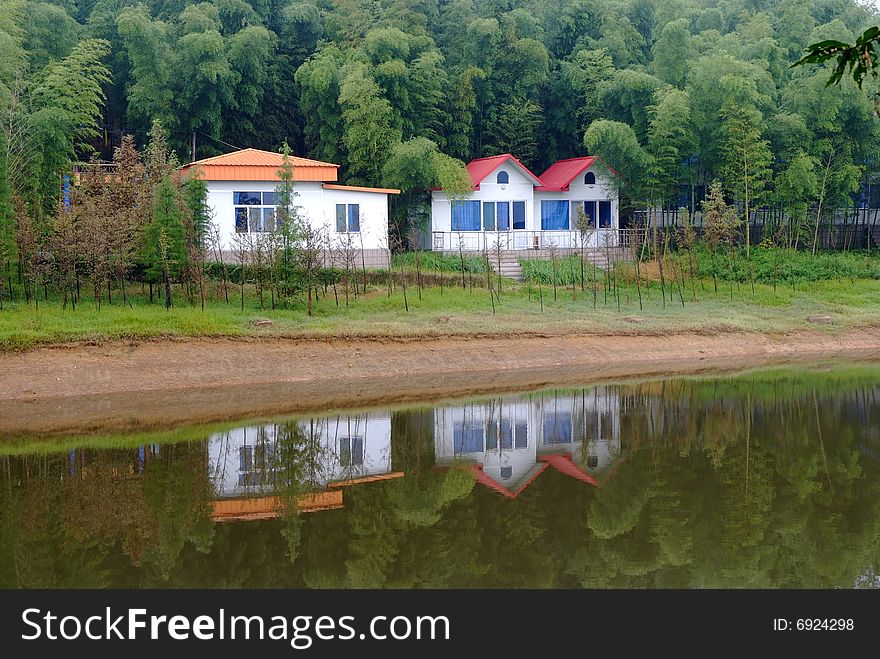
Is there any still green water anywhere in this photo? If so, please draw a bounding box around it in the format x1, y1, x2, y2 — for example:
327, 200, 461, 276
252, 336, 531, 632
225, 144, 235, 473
2, 363, 879, 588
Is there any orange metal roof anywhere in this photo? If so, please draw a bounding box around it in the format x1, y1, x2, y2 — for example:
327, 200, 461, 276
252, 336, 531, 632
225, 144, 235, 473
181, 148, 339, 182
322, 183, 401, 195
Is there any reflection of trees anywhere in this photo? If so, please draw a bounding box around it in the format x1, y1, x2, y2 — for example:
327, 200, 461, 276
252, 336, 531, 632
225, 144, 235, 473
2, 374, 880, 589
0, 443, 214, 587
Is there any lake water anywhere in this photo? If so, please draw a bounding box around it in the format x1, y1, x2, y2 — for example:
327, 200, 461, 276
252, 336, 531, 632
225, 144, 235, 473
2, 363, 879, 588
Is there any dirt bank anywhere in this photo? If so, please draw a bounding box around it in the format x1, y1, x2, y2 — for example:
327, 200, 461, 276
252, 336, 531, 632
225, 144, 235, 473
2, 329, 880, 437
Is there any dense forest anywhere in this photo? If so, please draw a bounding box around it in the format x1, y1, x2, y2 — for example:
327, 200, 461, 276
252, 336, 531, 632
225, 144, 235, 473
3, 1, 880, 210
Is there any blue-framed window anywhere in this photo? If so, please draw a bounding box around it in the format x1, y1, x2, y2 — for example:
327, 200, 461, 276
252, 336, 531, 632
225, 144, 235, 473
233, 191, 262, 205
513, 201, 526, 229
234, 191, 278, 233
497, 170, 509, 184
584, 172, 596, 185
483, 202, 496, 230
451, 200, 481, 231
497, 202, 510, 230
599, 200, 612, 228
541, 200, 569, 230
335, 203, 360, 232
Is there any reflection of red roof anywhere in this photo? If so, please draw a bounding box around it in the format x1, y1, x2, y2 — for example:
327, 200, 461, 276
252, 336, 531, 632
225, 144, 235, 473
465, 154, 543, 189
539, 453, 599, 486
462, 451, 599, 499
536, 156, 618, 192
465, 462, 549, 499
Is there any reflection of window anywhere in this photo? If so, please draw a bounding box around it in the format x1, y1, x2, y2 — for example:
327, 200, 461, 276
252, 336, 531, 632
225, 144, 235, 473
234, 191, 278, 233
335, 204, 360, 232
500, 466, 513, 479
239, 445, 254, 471
497, 170, 509, 184
339, 436, 364, 466
515, 422, 528, 448
486, 422, 498, 450
454, 422, 484, 453
451, 200, 481, 231
587, 455, 599, 468
238, 472, 259, 487
543, 412, 573, 444
500, 420, 512, 449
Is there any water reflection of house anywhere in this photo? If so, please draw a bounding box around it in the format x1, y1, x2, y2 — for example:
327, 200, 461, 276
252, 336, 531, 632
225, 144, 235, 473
433, 388, 621, 497
207, 412, 399, 520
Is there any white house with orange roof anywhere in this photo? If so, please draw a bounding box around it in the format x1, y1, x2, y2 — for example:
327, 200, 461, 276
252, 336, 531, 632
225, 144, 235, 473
180, 148, 399, 267
429, 153, 619, 252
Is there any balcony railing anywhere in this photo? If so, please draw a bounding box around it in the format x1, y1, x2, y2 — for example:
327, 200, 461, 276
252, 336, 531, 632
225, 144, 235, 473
431, 229, 622, 252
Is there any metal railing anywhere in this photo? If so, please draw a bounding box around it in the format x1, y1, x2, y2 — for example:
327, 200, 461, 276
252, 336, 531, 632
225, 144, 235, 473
431, 229, 623, 252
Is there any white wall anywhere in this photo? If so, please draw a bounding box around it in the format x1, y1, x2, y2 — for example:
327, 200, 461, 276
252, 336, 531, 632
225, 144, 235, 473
208, 413, 393, 497
206, 180, 391, 251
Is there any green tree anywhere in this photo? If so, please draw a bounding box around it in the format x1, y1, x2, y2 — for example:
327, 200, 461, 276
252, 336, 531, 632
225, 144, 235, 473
717, 104, 773, 258
141, 175, 187, 309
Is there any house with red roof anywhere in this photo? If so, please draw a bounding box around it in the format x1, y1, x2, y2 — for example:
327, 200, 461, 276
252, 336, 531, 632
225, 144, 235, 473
430, 154, 619, 252
180, 148, 399, 267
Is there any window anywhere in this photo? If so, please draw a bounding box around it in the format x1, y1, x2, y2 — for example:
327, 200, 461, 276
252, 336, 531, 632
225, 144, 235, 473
234, 191, 278, 233
335, 203, 360, 232
497, 202, 510, 230
513, 201, 526, 230
598, 200, 612, 228
497, 170, 509, 184
451, 200, 481, 231
541, 200, 569, 230
483, 202, 496, 231
454, 422, 484, 453
584, 172, 596, 185
339, 436, 364, 466
571, 201, 596, 229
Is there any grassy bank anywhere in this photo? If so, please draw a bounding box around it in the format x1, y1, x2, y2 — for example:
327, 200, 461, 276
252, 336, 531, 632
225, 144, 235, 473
1, 270, 878, 350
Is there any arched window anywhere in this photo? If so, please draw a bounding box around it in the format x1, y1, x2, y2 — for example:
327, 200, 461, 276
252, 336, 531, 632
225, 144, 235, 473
584, 172, 596, 185
497, 170, 509, 184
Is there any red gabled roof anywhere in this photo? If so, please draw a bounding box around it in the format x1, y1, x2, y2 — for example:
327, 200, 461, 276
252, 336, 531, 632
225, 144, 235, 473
536, 156, 597, 192
465, 154, 543, 190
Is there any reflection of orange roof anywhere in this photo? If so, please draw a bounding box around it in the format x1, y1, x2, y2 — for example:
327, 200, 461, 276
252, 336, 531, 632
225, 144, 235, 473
181, 148, 339, 182
212, 491, 343, 522
328, 471, 405, 488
